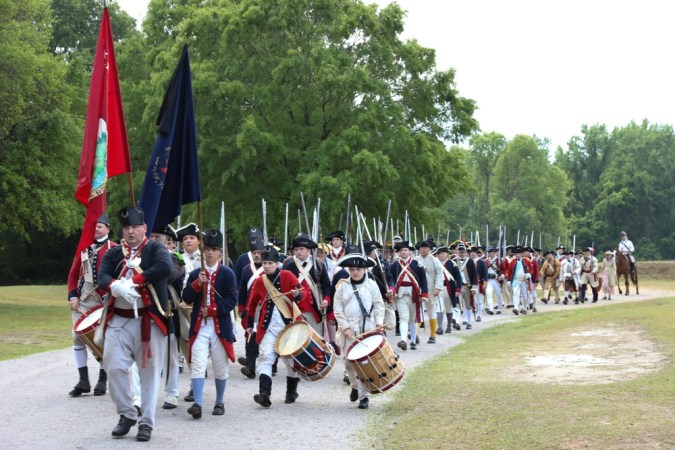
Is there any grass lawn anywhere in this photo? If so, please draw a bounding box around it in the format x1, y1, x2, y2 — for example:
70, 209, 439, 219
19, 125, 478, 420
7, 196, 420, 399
367, 293, 675, 449
0, 285, 70, 361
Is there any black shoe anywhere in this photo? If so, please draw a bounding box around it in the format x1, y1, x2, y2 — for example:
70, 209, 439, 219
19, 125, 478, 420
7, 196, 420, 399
521, 309, 528, 315
465, 324, 472, 330
188, 403, 202, 419
436, 327, 444, 335
410, 343, 417, 350
445, 326, 453, 333
486, 309, 494, 315
476, 316, 482, 322
343, 374, 350, 384
162, 401, 177, 410
542, 299, 548, 304
184, 389, 194, 402
358, 397, 369, 409
350, 388, 359, 402
241, 367, 255, 379
397, 340, 407, 350
496, 310, 502, 315
111, 415, 136, 438
563, 299, 568, 305
453, 322, 461, 330
513, 309, 519, 315
69, 367, 91, 397
237, 356, 248, 366
427, 337, 436, 344
415, 336, 420, 344
285, 377, 299, 404
532, 307, 537, 313
93, 369, 107, 396
506, 305, 514, 309
212, 403, 225, 415
254, 393, 271, 407
136, 424, 152, 442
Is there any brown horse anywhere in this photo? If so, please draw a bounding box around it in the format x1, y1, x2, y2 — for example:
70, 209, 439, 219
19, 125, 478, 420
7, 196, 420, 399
615, 250, 639, 295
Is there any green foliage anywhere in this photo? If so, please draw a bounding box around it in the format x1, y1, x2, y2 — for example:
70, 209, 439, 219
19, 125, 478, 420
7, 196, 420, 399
126, 0, 477, 243
0, 0, 82, 238
558, 120, 675, 258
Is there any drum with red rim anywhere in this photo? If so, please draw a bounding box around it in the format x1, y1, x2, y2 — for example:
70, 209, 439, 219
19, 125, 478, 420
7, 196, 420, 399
346, 332, 405, 394
73, 304, 104, 362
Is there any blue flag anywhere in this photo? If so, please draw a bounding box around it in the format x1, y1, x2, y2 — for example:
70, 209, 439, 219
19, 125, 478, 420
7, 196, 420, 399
139, 45, 201, 233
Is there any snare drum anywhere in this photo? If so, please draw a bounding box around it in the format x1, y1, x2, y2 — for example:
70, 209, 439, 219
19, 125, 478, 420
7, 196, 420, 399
73, 304, 105, 362
275, 321, 335, 381
346, 332, 405, 394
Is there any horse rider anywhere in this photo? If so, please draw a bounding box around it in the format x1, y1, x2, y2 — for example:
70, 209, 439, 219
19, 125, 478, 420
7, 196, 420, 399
618, 231, 636, 275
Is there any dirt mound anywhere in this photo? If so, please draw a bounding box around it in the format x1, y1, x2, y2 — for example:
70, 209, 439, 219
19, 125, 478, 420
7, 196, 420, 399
507, 325, 667, 385
638, 260, 675, 280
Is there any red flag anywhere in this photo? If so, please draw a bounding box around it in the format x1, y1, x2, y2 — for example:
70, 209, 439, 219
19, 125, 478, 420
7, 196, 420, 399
74, 8, 131, 253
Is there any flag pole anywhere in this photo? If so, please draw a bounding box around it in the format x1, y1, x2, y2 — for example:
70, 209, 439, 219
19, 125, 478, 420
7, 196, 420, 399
197, 200, 207, 323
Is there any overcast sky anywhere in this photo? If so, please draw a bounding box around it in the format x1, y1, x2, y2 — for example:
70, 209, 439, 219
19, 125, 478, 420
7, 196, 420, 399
116, 0, 675, 150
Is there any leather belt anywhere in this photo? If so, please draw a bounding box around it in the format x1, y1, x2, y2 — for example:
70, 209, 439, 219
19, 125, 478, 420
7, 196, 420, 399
114, 308, 146, 318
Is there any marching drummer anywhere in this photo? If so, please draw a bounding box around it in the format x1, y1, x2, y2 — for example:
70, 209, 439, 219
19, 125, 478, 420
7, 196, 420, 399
246, 246, 303, 407
66, 213, 116, 397
333, 247, 385, 409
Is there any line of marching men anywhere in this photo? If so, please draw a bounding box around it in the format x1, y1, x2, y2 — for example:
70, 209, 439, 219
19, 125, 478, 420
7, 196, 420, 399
66, 207, 609, 441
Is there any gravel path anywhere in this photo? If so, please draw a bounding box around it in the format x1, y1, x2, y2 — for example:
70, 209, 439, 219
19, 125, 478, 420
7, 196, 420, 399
1, 288, 670, 449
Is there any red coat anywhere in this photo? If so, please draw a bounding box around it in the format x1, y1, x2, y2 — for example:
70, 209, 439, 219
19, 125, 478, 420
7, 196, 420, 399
67, 240, 117, 300
506, 257, 533, 281
527, 257, 540, 283
246, 269, 302, 344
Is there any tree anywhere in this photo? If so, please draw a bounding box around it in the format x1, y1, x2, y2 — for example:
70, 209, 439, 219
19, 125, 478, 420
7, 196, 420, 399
0, 0, 82, 238
131, 0, 478, 243
490, 135, 569, 248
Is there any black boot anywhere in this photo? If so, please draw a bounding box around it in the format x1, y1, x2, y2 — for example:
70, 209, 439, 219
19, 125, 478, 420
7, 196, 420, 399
592, 287, 599, 303
254, 374, 272, 407
69, 367, 91, 397
284, 377, 299, 404
94, 369, 107, 396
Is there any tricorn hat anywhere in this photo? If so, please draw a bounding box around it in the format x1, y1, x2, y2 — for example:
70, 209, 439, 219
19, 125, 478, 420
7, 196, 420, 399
434, 246, 449, 254
394, 240, 415, 251
337, 244, 375, 268
153, 224, 178, 240
415, 239, 434, 250
325, 230, 346, 242
118, 207, 145, 228
177, 223, 200, 240
292, 233, 317, 250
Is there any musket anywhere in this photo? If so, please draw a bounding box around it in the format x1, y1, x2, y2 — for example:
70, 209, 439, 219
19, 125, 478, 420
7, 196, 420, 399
539, 233, 542, 252
476, 231, 480, 247
300, 192, 311, 239
445, 229, 450, 247
355, 205, 366, 255
422, 224, 426, 242
220, 202, 226, 260
262, 198, 268, 245
530, 230, 534, 249
437, 222, 441, 245
360, 212, 373, 241
338, 213, 343, 231
344, 193, 352, 245
516, 229, 521, 246
297, 209, 302, 234
382, 199, 392, 249
283, 203, 289, 255
486, 224, 489, 251
403, 211, 408, 242
459, 226, 462, 241
316, 197, 321, 242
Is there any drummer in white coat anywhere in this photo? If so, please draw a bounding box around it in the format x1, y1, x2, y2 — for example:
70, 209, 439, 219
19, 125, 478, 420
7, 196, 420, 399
333, 246, 385, 410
